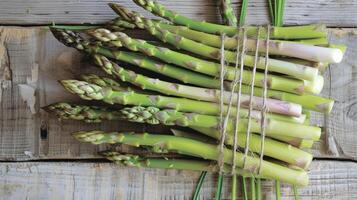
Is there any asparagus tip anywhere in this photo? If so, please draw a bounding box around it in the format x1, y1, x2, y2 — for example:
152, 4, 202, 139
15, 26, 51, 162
60, 80, 105, 100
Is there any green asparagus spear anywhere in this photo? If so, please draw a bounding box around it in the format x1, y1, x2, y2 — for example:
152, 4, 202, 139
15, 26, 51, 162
109, 16, 327, 46
108, 5, 342, 69
192, 127, 314, 149
102, 151, 264, 178
45, 103, 313, 168
73, 131, 309, 186
117, 106, 320, 141
92, 54, 302, 117
50, 28, 319, 95
219, 0, 238, 26
44, 102, 309, 147
50, 28, 334, 113
96, 50, 333, 113
91, 26, 319, 81
128, 1, 326, 39
57, 78, 306, 124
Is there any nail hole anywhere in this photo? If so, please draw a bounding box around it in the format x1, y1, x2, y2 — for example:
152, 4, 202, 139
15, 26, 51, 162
40, 124, 48, 140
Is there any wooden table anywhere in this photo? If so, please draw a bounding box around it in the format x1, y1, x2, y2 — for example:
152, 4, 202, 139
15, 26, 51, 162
0, 0, 356, 199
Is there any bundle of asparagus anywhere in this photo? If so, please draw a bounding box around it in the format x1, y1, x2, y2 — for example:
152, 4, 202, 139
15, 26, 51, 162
45, 0, 345, 198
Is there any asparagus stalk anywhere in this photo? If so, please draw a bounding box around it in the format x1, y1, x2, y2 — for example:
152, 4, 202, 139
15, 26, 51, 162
44, 102, 122, 123
51, 28, 317, 95
90, 28, 319, 82
89, 48, 332, 113
73, 131, 309, 186
191, 127, 314, 149
153, 22, 342, 64
80, 74, 152, 95
89, 30, 317, 95
93, 49, 332, 113
44, 102, 309, 146
108, 19, 136, 30
80, 74, 123, 91
116, 106, 320, 141
109, 17, 327, 46
189, 127, 313, 169
215, 174, 223, 200
92, 55, 302, 117
45, 103, 313, 168
102, 151, 263, 177
238, 83, 333, 113
279, 58, 329, 72
127, 1, 326, 39
219, 0, 238, 26
109, 5, 343, 64
57, 78, 306, 123
55, 94, 312, 143
82, 24, 331, 112
58, 73, 309, 124
193, 171, 208, 200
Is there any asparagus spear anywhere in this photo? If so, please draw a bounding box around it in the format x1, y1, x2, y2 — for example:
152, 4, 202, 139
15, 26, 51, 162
108, 19, 136, 30
73, 131, 309, 186
89, 30, 319, 95
92, 55, 302, 117
44, 102, 308, 146
90, 28, 320, 82
50, 28, 317, 95
80, 73, 123, 91
109, 5, 343, 64
218, 0, 238, 26
170, 126, 314, 169
45, 103, 314, 168
89, 48, 332, 113
109, 16, 328, 46
102, 151, 264, 177
128, 1, 326, 39
117, 106, 320, 141
50, 28, 333, 113
44, 102, 122, 123
57, 77, 306, 123
71, 75, 309, 123
93, 50, 332, 113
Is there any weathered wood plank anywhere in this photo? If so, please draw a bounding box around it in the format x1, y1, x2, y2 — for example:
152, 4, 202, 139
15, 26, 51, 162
310, 29, 357, 159
0, 0, 357, 27
0, 27, 356, 161
0, 160, 356, 200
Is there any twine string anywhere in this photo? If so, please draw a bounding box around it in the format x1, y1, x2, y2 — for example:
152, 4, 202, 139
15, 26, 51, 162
218, 26, 268, 175
258, 25, 271, 173
218, 33, 227, 173
231, 27, 247, 174
242, 27, 262, 171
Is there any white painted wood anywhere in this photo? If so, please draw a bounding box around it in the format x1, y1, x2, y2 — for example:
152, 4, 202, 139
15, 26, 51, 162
0, 0, 356, 26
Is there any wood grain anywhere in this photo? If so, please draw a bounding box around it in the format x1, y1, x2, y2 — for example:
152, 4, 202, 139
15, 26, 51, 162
0, 27, 357, 161
0, 0, 357, 26
310, 29, 357, 160
0, 160, 356, 200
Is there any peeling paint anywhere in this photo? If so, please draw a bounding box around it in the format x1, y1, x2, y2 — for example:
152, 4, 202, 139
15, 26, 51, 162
18, 63, 39, 114
18, 84, 36, 114
0, 27, 34, 103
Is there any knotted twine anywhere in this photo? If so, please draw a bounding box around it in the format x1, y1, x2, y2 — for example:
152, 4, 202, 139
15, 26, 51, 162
217, 26, 270, 175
